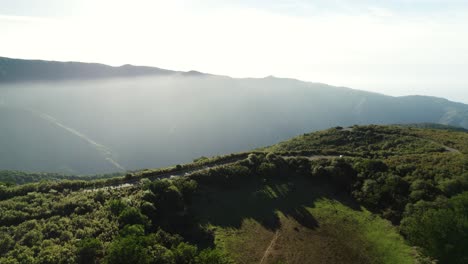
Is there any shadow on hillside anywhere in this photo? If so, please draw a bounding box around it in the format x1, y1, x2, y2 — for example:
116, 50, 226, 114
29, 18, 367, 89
191, 175, 361, 232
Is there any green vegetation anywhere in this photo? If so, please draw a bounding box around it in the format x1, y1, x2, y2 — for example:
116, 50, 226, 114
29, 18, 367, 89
401, 192, 468, 264
0, 170, 124, 185
265, 125, 452, 156
265, 125, 468, 262
0, 125, 466, 263
192, 176, 415, 264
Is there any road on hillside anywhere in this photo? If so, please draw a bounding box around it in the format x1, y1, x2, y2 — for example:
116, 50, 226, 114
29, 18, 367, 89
83, 158, 243, 192
84, 155, 340, 192
441, 145, 461, 154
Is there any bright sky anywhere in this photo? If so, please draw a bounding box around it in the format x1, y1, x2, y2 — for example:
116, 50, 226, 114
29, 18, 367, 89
1, 0, 468, 103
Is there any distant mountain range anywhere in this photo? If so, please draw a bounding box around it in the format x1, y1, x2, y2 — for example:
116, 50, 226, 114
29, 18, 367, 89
0, 57, 209, 83
1, 56, 467, 174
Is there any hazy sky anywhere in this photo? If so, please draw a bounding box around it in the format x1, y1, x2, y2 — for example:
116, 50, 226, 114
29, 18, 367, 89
1, 0, 468, 103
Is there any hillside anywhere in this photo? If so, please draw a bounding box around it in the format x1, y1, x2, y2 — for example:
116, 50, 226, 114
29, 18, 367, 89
0, 125, 466, 263
1, 57, 468, 174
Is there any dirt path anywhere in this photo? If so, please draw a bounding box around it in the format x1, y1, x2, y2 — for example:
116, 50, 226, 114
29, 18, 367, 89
442, 145, 461, 154
426, 139, 461, 154
283, 155, 341, 161
259, 230, 280, 264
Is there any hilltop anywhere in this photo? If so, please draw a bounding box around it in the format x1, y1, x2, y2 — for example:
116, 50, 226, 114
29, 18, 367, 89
0, 125, 466, 263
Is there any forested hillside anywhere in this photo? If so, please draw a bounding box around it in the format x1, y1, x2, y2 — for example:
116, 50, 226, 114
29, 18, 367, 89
0, 125, 466, 263
1, 57, 468, 174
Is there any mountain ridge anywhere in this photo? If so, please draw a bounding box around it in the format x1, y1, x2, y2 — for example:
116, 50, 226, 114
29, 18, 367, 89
2, 55, 467, 105
0, 56, 180, 83
1, 56, 468, 174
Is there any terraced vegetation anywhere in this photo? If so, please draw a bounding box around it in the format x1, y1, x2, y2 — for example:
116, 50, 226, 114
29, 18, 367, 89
0, 124, 467, 263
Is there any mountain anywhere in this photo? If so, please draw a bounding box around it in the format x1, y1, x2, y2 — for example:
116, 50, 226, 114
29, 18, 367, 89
1, 125, 466, 264
0, 57, 179, 83
1, 56, 468, 174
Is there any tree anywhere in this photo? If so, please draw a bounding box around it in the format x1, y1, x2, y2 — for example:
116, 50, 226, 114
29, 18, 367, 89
0, 232, 14, 255
119, 224, 145, 237
148, 244, 175, 264
195, 248, 231, 264
76, 238, 103, 264
258, 162, 277, 178
147, 180, 185, 215
172, 178, 198, 203
173, 242, 198, 264
105, 236, 150, 264
108, 199, 127, 216
327, 159, 357, 189
36, 244, 76, 264
118, 207, 149, 227
140, 201, 157, 220
401, 192, 468, 264
20, 230, 43, 247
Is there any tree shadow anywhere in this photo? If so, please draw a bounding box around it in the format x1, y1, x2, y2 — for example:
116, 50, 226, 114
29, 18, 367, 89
284, 206, 319, 229
190, 175, 361, 234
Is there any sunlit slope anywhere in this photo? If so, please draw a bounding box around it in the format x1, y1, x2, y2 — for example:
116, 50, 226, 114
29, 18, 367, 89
191, 125, 467, 264
192, 176, 415, 264
265, 125, 468, 155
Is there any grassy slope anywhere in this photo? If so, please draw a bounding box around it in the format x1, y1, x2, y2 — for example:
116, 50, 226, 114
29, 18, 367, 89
192, 125, 468, 263
191, 176, 415, 264
265, 125, 468, 155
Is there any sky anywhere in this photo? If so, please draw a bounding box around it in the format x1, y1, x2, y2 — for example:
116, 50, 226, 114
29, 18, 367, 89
1, 0, 468, 103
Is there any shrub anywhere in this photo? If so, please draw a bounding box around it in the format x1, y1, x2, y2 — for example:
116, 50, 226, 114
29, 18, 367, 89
118, 207, 149, 227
